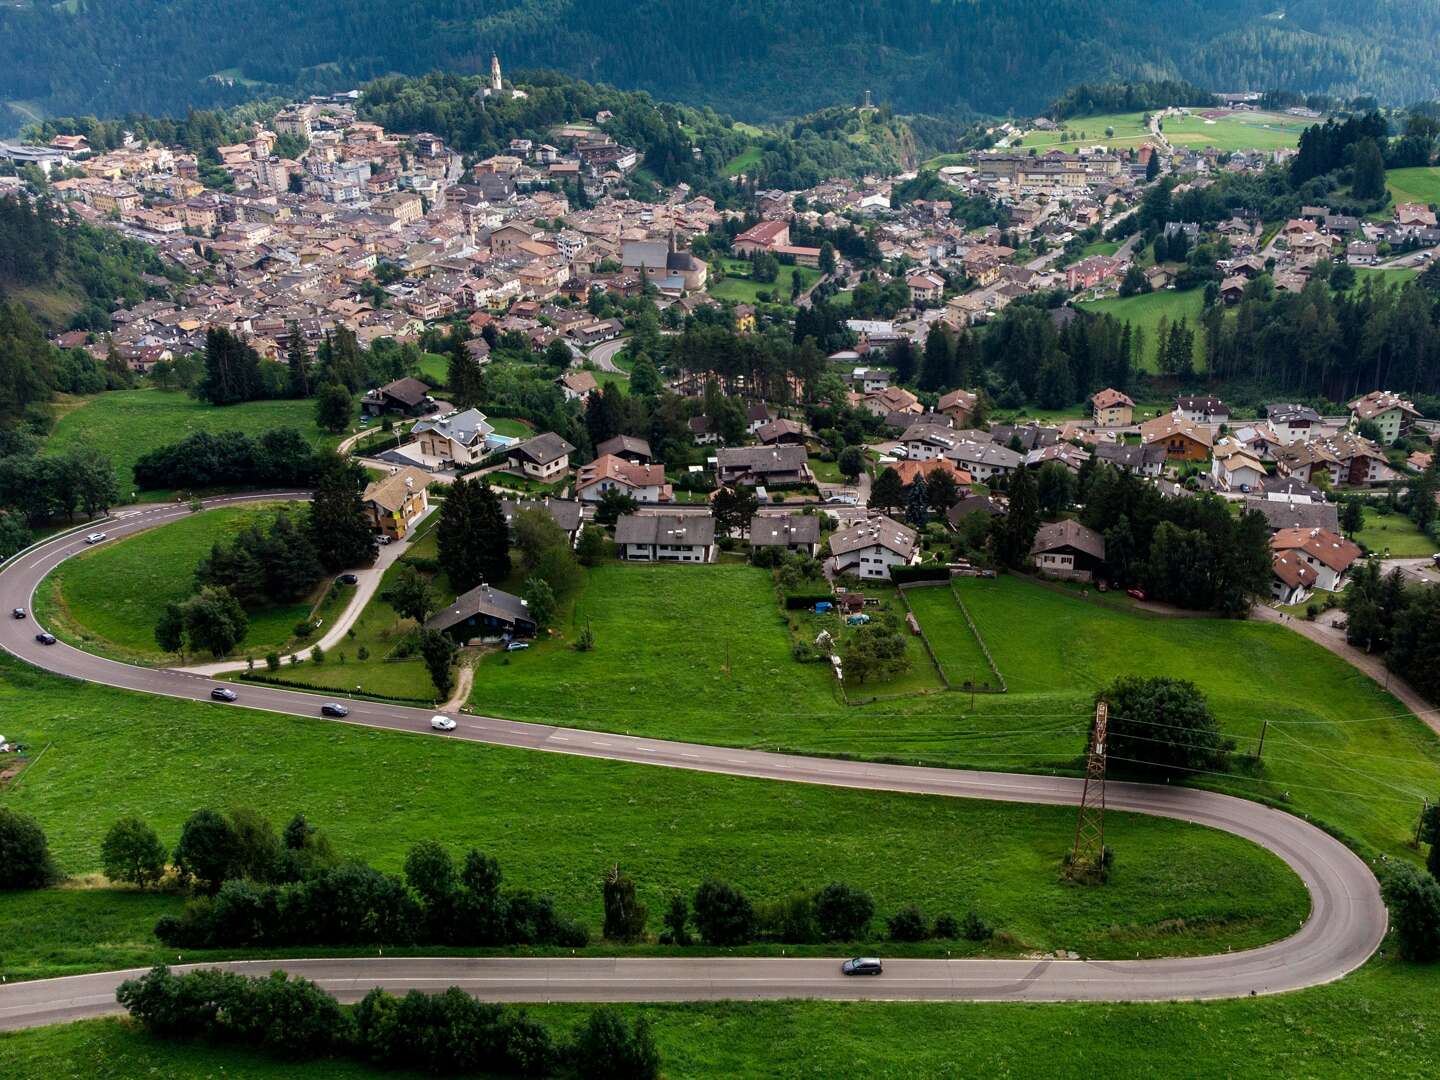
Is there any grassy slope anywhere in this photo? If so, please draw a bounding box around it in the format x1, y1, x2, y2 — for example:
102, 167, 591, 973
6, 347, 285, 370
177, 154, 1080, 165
0, 655, 1304, 978
9, 959, 1440, 1079
1385, 166, 1440, 207
1020, 110, 1304, 154
710, 259, 821, 305
46, 389, 339, 501
1355, 507, 1433, 557
470, 566, 1440, 861
903, 583, 996, 689
33, 504, 315, 663
1077, 288, 1207, 371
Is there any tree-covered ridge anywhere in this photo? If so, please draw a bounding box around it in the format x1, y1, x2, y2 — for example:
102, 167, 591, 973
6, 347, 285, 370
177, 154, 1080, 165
8, 0, 1440, 127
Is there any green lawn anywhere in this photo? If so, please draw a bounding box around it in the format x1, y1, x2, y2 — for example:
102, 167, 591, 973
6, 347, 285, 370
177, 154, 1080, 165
489, 416, 534, 439
1078, 288, 1208, 371
0, 653, 1305, 979
1018, 110, 1306, 154
807, 455, 844, 483
903, 583, 999, 690
1351, 266, 1420, 290
32, 504, 317, 664
12, 959, 1440, 1080
415, 351, 449, 388
46, 389, 339, 501
1385, 166, 1440, 208
709, 259, 821, 305
723, 145, 764, 176
1355, 507, 1434, 557
471, 566, 1440, 863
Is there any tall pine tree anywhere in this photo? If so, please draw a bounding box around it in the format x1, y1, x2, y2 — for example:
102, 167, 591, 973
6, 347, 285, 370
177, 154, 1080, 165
307, 453, 377, 570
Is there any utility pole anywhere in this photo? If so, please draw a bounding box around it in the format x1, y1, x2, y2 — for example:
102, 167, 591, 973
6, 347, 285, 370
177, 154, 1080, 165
1070, 701, 1108, 873
1255, 719, 1268, 762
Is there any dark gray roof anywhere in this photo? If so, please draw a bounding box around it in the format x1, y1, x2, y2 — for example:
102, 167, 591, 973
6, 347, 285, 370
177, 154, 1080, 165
715, 444, 808, 473
501, 497, 582, 534
614, 513, 715, 546
1031, 519, 1105, 560
946, 495, 1006, 527
426, 584, 534, 633
1266, 403, 1322, 424
749, 514, 821, 547
509, 432, 576, 466
1243, 497, 1340, 534
372, 376, 430, 407
1094, 443, 1166, 470
1261, 475, 1327, 501
989, 424, 1059, 452
595, 435, 653, 460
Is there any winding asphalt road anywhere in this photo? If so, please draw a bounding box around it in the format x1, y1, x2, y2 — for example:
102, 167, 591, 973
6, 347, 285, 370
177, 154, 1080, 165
0, 496, 1388, 1029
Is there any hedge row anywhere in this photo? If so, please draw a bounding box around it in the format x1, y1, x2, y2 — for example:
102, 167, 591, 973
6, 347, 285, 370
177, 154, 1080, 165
117, 966, 659, 1079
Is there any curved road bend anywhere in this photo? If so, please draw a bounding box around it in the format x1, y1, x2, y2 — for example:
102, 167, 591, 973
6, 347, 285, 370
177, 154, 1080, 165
0, 496, 1387, 1028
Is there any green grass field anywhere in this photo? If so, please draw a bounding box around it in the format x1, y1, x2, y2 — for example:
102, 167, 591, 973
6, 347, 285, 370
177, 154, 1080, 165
0, 652, 1305, 979
1385, 167, 1440, 208
46, 390, 339, 501
469, 565, 1440, 862
1351, 266, 1420, 290
1355, 507, 1434, 557
710, 259, 821, 305
32, 504, 317, 663
1018, 109, 1306, 154
12, 959, 1440, 1080
723, 146, 764, 176
1078, 288, 1207, 371
904, 583, 998, 690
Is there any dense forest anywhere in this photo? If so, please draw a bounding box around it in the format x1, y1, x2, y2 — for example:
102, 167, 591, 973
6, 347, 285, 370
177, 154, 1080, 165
7, 0, 1440, 128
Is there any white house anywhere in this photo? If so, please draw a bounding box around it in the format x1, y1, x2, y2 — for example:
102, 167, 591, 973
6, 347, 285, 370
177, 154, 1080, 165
826, 515, 918, 580
1269, 527, 1362, 592
575, 454, 671, 502
899, 420, 962, 462
614, 513, 715, 562
411, 408, 502, 466
947, 441, 1023, 482
1211, 438, 1267, 493
505, 432, 575, 481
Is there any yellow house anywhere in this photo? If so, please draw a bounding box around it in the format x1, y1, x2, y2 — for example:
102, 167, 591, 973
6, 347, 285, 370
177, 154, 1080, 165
361, 467, 431, 539
1090, 387, 1135, 427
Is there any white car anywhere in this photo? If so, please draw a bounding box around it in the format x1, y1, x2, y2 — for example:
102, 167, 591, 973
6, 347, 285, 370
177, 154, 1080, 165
430, 714, 457, 732
84, 532, 107, 544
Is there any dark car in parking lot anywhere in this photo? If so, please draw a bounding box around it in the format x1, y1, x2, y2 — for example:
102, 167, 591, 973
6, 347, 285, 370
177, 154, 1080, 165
321, 702, 350, 717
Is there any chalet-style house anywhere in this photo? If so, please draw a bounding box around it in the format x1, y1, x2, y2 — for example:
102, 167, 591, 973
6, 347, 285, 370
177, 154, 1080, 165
575, 454, 672, 502
361, 467, 430, 540
505, 432, 575, 481
748, 514, 821, 557
826, 516, 918, 580
426, 584, 536, 641
1090, 388, 1134, 427
1030, 520, 1106, 583
614, 513, 716, 562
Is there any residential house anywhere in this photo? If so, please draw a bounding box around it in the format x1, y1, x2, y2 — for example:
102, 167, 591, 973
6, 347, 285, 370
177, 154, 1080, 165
862, 385, 922, 418
756, 418, 807, 445
748, 514, 821, 557
1065, 255, 1123, 291
900, 420, 964, 462
1271, 552, 1319, 606
826, 516, 919, 580
426, 584, 536, 641
937, 388, 978, 425
1211, 438, 1267, 492
1140, 414, 1213, 462
906, 271, 946, 306
1175, 396, 1230, 425
715, 445, 810, 486
1030, 519, 1106, 583
889, 457, 972, 492
1270, 528, 1362, 592
575, 454, 672, 502
594, 435, 653, 463
688, 415, 721, 446
505, 432, 575, 481
1275, 432, 1392, 487
946, 494, 1007, 530
1093, 442, 1166, 477
745, 402, 775, 434
614, 512, 716, 562
362, 377, 432, 416
1266, 404, 1323, 444
1349, 390, 1419, 443
947, 441, 1023, 482
1090, 387, 1134, 427
411, 408, 498, 466
1244, 495, 1340, 535
557, 370, 598, 403
361, 467, 431, 539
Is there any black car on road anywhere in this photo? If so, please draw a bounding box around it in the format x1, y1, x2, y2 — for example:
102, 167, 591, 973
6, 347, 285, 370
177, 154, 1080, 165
321, 702, 350, 717
34, 632, 56, 645
841, 957, 883, 976
12, 607, 24, 619
210, 687, 238, 702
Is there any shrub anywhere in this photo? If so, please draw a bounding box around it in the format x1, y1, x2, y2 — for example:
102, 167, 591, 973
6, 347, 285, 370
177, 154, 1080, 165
0, 807, 59, 888
960, 910, 994, 941
933, 912, 960, 939
757, 891, 818, 943
311, 645, 325, 663
813, 881, 875, 941
1382, 863, 1440, 961
357, 645, 370, 661
265, 651, 280, 672
575, 625, 596, 652
101, 816, 168, 889
602, 865, 648, 943
171, 808, 238, 894
659, 893, 691, 945
886, 905, 930, 942
692, 878, 756, 946
293, 619, 316, 640
571, 1008, 661, 1080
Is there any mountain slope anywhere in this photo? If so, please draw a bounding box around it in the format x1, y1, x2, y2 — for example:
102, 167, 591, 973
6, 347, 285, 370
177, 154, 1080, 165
5, 0, 1440, 125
